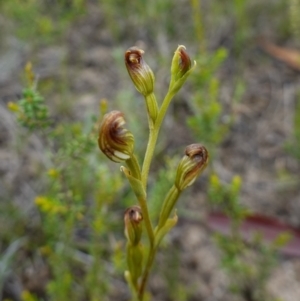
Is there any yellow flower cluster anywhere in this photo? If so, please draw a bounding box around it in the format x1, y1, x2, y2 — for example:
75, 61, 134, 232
210, 173, 221, 189
35, 196, 67, 214
21, 290, 38, 301
231, 175, 242, 188
210, 174, 242, 190
47, 168, 59, 179
231, 175, 242, 195
7, 101, 20, 112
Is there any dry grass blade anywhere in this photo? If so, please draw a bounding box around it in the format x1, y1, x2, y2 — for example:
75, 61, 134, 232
258, 38, 300, 71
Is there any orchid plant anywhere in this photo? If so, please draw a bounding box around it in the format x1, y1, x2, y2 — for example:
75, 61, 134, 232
98, 45, 209, 301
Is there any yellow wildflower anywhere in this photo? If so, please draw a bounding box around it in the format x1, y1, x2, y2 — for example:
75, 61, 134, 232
210, 173, 220, 189
7, 102, 20, 112
47, 168, 59, 179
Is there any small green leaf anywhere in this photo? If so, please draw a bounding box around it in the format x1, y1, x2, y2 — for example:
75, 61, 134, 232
154, 212, 178, 248
121, 166, 146, 200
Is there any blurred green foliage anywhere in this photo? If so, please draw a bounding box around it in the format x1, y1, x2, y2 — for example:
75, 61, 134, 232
8, 63, 50, 130
209, 174, 246, 223
0, 0, 86, 43
148, 155, 179, 222
285, 93, 300, 160
208, 173, 290, 301
289, 0, 300, 42
187, 48, 233, 152
7, 65, 126, 301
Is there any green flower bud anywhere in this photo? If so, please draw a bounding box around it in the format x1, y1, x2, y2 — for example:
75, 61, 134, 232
169, 45, 196, 94
125, 47, 155, 96
175, 144, 209, 191
98, 110, 134, 163
126, 243, 143, 287
171, 45, 191, 78
124, 206, 143, 246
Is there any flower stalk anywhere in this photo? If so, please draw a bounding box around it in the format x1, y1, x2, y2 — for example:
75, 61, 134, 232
98, 45, 208, 301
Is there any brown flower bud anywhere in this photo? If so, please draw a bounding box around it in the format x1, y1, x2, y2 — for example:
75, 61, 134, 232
98, 110, 134, 163
124, 206, 143, 246
169, 45, 196, 94
175, 144, 209, 191
171, 45, 192, 78
125, 47, 155, 96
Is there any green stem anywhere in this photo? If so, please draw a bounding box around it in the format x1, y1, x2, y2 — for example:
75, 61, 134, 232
126, 155, 142, 180
137, 194, 154, 246
141, 89, 176, 188
141, 128, 157, 188
156, 185, 181, 232
121, 166, 154, 246
138, 246, 157, 300
137, 89, 177, 301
